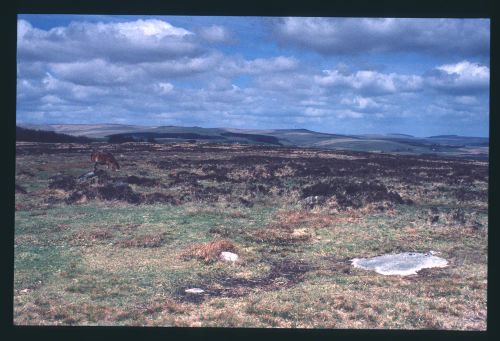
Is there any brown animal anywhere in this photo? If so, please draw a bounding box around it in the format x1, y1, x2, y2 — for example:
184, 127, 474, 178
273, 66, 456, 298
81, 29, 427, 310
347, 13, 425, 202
91, 151, 120, 171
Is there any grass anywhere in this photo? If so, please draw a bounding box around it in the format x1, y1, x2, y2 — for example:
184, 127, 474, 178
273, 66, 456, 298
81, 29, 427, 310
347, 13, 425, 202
14, 201, 486, 328
13, 142, 487, 329
13, 205, 487, 328
182, 239, 238, 263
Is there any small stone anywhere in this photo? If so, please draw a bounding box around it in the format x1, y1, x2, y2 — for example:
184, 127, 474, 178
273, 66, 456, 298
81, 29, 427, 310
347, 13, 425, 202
220, 251, 239, 263
20, 289, 29, 294
185, 288, 205, 294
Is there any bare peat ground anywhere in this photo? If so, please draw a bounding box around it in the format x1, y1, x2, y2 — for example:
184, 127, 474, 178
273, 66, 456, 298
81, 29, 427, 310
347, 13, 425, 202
14, 141, 488, 329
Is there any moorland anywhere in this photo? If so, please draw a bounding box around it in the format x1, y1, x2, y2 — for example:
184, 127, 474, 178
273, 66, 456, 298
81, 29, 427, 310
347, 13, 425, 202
14, 139, 488, 329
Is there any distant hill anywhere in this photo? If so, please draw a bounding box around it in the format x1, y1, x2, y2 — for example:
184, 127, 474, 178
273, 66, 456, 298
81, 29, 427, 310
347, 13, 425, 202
220, 132, 282, 145
16, 126, 93, 143
108, 132, 224, 143
387, 133, 415, 137
429, 135, 460, 138
19, 123, 154, 138
17, 123, 489, 160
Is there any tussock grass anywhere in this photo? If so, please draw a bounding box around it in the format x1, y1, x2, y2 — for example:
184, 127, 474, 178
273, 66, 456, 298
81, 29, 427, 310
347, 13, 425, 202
182, 239, 238, 263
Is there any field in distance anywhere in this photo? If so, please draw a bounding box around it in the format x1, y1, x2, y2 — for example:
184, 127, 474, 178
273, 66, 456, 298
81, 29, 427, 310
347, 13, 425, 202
14, 141, 487, 328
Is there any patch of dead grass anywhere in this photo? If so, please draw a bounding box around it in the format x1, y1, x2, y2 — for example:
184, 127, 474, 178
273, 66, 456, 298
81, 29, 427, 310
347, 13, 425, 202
14, 296, 189, 326
14, 299, 147, 326
182, 239, 238, 263
226, 211, 249, 219
252, 226, 313, 245
71, 230, 114, 245
141, 298, 186, 315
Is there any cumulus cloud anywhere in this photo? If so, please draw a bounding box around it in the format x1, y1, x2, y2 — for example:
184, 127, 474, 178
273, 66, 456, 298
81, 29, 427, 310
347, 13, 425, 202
48, 59, 145, 86
254, 72, 313, 92
39, 72, 111, 103
16, 16, 489, 136
156, 82, 174, 94
304, 107, 332, 117
425, 60, 489, 94
220, 56, 299, 76
198, 25, 234, 43
340, 96, 387, 113
454, 96, 478, 106
315, 69, 423, 96
114, 19, 192, 39
271, 17, 490, 57
335, 110, 364, 119
17, 19, 202, 63
141, 54, 222, 78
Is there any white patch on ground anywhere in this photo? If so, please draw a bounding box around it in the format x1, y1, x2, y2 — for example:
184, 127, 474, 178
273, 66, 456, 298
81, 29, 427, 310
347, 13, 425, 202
185, 288, 205, 294
220, 251, 239, 263
351, 252, 448, 276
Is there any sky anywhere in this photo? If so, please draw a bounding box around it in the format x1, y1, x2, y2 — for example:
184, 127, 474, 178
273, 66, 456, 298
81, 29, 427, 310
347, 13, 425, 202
16, 15, 490, 137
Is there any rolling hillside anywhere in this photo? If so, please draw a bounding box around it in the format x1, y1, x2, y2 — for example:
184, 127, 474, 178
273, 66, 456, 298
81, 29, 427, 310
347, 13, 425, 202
17, 124, 489, 159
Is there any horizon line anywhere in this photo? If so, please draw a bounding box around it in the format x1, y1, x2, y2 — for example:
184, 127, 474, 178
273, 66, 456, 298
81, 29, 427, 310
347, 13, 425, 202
15, 122, 490, 139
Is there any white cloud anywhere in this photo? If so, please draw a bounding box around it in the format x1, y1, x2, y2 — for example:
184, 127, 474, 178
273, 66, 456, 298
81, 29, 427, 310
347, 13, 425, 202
141, 54, 221, 78
271, 17, 489, 57
426, 60, 489, 94
247, 56, 298, 73
17, 18, 202, 63
304, 107, 332, 117
48, 59, 144, 86
437, 61, 489, 82
113, 19, 192, 39
198, 25, 233, 43
40, 94, 65, 104
454, 96, 478, 105
39, 72, 110, 102
16, 16, 489, 136
17, 19, 32, 43
336, 110, 364, 119
157, 82, 174, 94
300, 99, 328, 106
315, 69, 423, 96
341, 96, 384, 112
222, 56, 299, 76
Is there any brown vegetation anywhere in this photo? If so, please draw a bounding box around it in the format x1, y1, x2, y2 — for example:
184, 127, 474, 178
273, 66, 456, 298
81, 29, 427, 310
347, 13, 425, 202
14, 141, 488, 329
182, 239, 238, 263
24, 141, 487, 213
91, 150, 120, 171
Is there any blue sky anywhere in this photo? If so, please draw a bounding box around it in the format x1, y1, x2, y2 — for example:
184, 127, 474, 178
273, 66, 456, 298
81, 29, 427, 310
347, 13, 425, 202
16, 15, 490, 137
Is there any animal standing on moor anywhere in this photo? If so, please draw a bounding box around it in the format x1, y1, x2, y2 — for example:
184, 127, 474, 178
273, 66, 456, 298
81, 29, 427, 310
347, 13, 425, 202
91, 151, 120, 171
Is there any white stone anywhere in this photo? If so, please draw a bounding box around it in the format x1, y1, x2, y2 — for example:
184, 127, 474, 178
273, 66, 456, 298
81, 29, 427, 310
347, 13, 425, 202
351, 252, 448, 276
185, 288, 205, 294
220, 251, 239, 263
